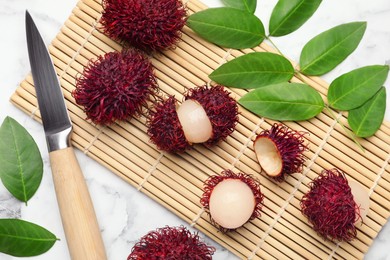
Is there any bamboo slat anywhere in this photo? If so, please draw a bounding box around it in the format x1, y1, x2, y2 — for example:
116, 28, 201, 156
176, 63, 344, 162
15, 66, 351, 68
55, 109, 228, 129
10, 0, 390, 259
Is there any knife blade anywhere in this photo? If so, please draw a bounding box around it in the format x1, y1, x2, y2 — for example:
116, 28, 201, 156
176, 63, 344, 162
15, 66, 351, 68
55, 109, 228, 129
26, 11, 107, 260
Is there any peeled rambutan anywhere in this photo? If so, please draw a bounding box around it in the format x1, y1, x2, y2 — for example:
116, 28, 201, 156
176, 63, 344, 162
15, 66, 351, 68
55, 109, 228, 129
100, 0, 187, 52
253, 123, 308, 182
184, 85, 239, 146
73, 49, 157, 125
200, 169, 264, 231
128, 226, 215, 259
300, 168, 370, 241
147, 85, 239, 153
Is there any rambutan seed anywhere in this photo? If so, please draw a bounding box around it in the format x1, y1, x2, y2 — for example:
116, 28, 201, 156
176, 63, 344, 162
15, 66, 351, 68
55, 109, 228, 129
101, 0, 187, 52
73, 49, 157, 125
254, 123, 308, 182
201, 169, 264, 231
128, 226, 215, 259
300, 168, 369, 241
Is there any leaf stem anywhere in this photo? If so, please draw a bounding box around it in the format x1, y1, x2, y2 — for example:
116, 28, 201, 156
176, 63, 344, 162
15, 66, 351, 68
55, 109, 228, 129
294, 71, 365, 152
264, 37, 366, 152
294, 70, 311, 85
324, 106, 365, 152
265, 36, 286, 58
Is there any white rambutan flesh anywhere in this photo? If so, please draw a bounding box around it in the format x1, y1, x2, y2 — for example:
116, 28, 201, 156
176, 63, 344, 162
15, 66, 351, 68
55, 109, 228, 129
176, 99, 213, 143
209, 179, 255, 229
253, 137, 283, 177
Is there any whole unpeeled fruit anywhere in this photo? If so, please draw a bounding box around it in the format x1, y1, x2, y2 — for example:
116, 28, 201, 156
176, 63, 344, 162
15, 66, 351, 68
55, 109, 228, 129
128, 226, 215, 259
73, 49, 157, 125
300, 168, 369, 241
101, 0, 187, 52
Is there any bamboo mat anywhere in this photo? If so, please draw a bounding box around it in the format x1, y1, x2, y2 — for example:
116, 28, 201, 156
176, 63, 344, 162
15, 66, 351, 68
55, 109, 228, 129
10, 0, 390, 259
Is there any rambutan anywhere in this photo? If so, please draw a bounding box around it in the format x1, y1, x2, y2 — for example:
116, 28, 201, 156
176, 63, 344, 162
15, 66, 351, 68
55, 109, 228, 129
101, 0, 187, 52
200, 169, 264, 231
300, 168, 370, 241
253, 123, 308, 181
147, 85, 239, 153
128, 226, 215, 259
184, 85, 239, 146
73, 49, 157, 125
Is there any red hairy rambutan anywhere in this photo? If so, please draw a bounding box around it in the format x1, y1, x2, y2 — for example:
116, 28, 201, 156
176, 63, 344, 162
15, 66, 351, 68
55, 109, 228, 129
300, 168, 361, 241
253, 123, 308, 182
101, 0, 187, 52
147, 85, 239, 153
201, 169, 264, 231
146, 96, 191, 153
73, 49, 157, 125
128, 226, 215, 260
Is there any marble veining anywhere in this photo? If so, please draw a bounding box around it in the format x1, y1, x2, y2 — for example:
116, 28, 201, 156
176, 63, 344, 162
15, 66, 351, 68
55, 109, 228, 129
0, 0, 389, 259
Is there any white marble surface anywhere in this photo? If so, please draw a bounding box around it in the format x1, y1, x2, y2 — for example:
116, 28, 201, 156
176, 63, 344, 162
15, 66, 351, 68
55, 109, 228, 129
0, 0, 389, 259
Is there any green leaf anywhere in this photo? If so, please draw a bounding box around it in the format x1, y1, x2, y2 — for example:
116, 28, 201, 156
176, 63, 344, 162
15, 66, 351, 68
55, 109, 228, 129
187, 7, 265, 49
239, 82, 324, 120
348, 87, 386, 138
210, 52, 294, 89
269, 0, 322, 37
0, 117, 43, 203
0, 219, 58, 257
328, 65, 389, 110
300, 22, 367, 76
222, 0, 257, 13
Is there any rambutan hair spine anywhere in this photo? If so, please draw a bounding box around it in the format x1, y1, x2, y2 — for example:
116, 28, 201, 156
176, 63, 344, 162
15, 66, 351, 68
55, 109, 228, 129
300, 168, 370, 242
200, 169, 264, 232
100, 0, 187, 52
146, 85, 239, 153
128, 225, 215, 260
72, 49, 158, 125
253, 123, 308, 182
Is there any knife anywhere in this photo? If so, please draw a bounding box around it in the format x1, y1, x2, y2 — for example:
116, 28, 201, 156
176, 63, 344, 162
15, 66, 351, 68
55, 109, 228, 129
25, 11, 107, 260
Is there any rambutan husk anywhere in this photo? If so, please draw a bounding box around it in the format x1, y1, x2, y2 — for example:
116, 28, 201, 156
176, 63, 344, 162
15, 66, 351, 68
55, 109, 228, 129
300, 168, 362, 242
128, 226, 215, 260
146, 96, 191, 153
201, 169, 264, 232
185, 85, 239, 146
101, 0, 187, 52
73, 49, 157, 125
254, 123, 308, 182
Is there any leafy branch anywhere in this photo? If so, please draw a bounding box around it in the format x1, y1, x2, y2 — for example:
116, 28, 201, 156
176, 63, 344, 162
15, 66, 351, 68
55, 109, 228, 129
186, 0, 389, 142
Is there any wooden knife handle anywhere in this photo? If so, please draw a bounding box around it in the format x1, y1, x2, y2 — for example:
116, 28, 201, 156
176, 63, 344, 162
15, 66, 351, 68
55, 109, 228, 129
49, 147, 107, 260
